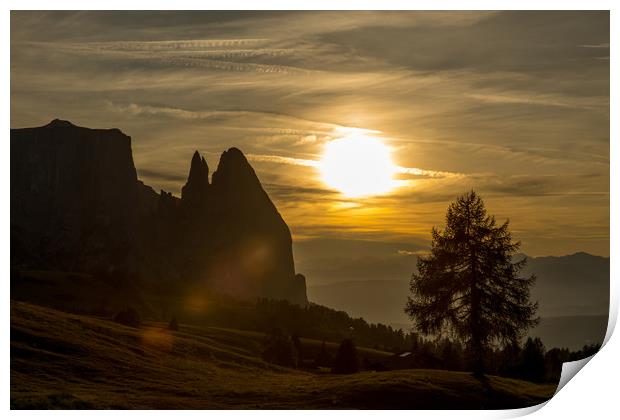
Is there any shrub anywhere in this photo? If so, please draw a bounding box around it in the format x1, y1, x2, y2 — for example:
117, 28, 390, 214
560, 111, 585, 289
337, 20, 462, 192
113, 307, 141, 328
332, 338, 359, 374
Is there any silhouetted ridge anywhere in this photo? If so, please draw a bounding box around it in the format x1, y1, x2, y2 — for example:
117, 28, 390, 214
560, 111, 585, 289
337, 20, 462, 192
11, 121, 307, 306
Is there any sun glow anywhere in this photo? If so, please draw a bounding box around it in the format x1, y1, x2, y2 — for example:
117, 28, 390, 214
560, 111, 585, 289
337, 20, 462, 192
319, 132, 398, 198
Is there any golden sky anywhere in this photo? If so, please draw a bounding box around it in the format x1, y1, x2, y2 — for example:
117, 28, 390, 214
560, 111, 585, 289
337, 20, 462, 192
11, 11, 609, 271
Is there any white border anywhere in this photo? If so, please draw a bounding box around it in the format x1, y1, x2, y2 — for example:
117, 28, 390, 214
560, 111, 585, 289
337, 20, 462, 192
2, 1, 619, 10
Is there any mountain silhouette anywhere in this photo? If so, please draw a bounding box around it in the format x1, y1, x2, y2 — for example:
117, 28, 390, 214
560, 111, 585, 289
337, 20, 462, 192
305, 251, 608, 350
10, 120, 307, 305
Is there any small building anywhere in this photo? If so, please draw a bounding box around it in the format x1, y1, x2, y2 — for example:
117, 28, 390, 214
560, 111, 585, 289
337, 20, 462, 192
385, 351, 443, 370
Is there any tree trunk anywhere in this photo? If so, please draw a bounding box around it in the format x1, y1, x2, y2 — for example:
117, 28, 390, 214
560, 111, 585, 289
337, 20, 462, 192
466, 200, 484, 376
470, 244, 484, 376
470, 275, 484, 376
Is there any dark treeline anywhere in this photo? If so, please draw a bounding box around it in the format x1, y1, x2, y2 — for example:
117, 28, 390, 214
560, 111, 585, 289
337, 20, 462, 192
194, 297, 412, 350
383, 334, 600, 383
180, 296, 600, 383
255, 311, 600, 384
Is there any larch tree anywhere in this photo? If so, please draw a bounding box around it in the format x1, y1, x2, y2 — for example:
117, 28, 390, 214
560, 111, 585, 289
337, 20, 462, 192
405, 191, 538, 376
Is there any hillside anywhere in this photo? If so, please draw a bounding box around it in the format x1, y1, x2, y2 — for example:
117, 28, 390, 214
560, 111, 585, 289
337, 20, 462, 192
11, 301, 555, 409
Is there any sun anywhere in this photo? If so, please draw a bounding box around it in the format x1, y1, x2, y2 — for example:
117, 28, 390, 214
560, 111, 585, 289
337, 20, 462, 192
319, 132, 397, 198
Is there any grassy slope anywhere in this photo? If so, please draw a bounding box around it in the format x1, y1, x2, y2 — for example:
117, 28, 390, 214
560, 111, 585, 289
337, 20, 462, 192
11, 301, 556, 409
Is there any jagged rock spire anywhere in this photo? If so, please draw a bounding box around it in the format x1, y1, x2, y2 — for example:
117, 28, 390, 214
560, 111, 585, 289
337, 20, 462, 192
181, 151, 210, 203
188, 151, 209, 187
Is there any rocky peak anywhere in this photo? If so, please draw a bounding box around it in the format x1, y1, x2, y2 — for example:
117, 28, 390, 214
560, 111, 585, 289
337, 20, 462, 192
211, 147, 259, 189
207, 147, 304, 304
189, 151, 210, 183
181, 151, 210, 205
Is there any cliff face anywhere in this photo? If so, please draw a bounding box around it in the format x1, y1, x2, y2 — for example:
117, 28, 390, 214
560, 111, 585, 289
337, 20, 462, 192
11, 120, 141, 273
10, 120, 307, 306
209, 148, 298, 301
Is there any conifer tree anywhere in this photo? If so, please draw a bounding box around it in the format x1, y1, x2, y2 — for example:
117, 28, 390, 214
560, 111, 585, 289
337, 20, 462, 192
405, 191, 538, 375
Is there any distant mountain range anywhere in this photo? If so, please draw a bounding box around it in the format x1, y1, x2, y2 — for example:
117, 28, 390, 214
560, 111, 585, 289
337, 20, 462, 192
11, 120, 307, 305
307, 251, 609, 350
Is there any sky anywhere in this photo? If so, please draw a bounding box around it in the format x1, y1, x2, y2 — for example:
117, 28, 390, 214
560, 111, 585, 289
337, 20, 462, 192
11, 11, 610, 288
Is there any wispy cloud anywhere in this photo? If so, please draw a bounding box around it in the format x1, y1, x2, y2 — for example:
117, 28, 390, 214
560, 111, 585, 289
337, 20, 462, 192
396, 249, 420, 257
579, 43, 610, 48
467, 92, 605, 110
109, 102, 339, 131
21, 39, 318, 74
246, 154, 320, 168
395, 166, 464, 180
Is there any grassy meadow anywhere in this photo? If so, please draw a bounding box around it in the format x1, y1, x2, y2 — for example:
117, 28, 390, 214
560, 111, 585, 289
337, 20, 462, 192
10, 300, 556, 409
